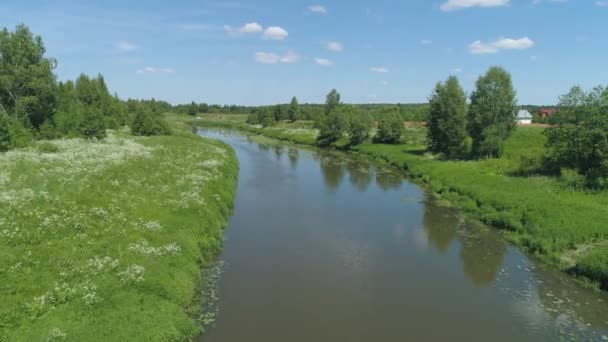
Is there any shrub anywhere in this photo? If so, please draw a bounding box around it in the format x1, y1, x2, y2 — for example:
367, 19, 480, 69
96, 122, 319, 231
80, 108, 107, 139
7, 117, 34, 148
132, 110, 171, 136
348, 109, 373, 146
374, 110, 403, 144
0, 113, 10, 151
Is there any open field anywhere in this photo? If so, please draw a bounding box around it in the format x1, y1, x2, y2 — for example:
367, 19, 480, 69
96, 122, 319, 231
192, 113, 608, 290
0, 118, 238, 341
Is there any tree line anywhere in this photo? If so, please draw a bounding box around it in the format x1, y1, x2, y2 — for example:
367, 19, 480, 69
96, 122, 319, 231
0, 24, 170, 152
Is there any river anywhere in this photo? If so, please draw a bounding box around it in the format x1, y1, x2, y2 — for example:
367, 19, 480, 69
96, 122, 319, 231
198, 128, 608, 342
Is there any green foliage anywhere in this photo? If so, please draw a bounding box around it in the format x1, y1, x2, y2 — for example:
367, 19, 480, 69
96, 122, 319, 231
427, 76, 469, 157
316, 105, 349, 147
187, 101, 198, 116
273, 104, 285, 122
374, 109, 403, 144
0, 24, 56, 129
287, 96, 300, 121
261, 111, 276, 127
132, 108, 171, 136
6, 116, 34, 148
80, 107, 107, 139
544, 85, 608, 187
347, 107, 373, 146
468, 66, 517, 158
0, 112, 10, 151
574, 248, 608, 290
325, 89, 341, 115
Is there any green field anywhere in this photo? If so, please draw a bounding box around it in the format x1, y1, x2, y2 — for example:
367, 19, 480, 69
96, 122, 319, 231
0, 117, 238, 341
192, 113, 608, 290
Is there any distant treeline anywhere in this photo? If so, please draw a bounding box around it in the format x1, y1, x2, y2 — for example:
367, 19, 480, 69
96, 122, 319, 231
174, 101, 430, 122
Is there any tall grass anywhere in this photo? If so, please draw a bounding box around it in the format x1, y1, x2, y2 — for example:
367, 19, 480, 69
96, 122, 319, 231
0, 121, 238, 340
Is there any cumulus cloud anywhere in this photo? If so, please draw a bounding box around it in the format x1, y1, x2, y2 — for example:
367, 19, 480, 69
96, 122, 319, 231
469, 37, 535, 54
327, 41, 344, 52
255, 51, 300, 64
314, 58, 333, 66
240, 22, 263, 33
263, 26, 289, 40
440, 0, 510, 11
136, 66, 175, 74
370, 67, 389, 73
308, 5, 327, 13
116, 41, 137, 52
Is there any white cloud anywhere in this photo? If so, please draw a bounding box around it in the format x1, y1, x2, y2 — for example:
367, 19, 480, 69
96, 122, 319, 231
327, 41, 344, 52
136, 66, 175, 74
240, 22, 263, 33
533, 0, 568, 5
452, 67, 463, 73
314, 58, 333, 66
255, 51, 299, 64
370, 67, 389, 73
440, 0, 510, 11
420, 39, 433, 45
279, 50, 300, 63
116, 41, 137, 52
469, 37, 535, 54
263, 26, 288, 40
596, 1, 608, 6
308, 5, 327, 13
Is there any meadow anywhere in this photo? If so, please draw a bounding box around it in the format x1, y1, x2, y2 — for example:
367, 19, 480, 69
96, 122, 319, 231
0, 119, 238, 341
192, 114, 608, 290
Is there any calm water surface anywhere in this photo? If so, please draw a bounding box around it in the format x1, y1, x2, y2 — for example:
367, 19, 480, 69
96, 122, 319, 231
198, 129, 608, 342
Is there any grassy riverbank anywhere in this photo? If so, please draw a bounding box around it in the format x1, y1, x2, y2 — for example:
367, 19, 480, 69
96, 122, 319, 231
0, 118, 238, 341
192, 114, 608, 290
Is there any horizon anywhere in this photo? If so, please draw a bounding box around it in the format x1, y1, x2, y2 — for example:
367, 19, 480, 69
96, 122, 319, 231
2, 0, 606, 106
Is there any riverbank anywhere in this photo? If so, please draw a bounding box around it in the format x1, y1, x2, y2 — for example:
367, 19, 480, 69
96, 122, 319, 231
191, 114, 608, 291
0, 118, 238, 341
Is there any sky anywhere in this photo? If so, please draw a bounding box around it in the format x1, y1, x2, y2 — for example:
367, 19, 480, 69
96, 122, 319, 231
1, 0, 607, 105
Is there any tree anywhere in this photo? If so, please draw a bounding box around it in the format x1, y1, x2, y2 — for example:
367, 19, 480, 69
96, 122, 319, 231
325, 89, 341, 115
0, 112, 10, 151
348, 108, 373, 146
374, 109, 403, 144
132, 107, 171, 136
427, 76, 469, 157
273, 105, 284, 122
0, 24, 57, 128
80, 107, 107, 139
544, 85, 608, 187
260, 111, 275, 127
287, 96, 300, 122
187, 101, 198, 116
316, 106, 349, 147
468, 66, 517, 158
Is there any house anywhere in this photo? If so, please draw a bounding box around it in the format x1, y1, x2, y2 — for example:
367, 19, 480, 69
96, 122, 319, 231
538, 108, 556, 118
516, 109, 533, 125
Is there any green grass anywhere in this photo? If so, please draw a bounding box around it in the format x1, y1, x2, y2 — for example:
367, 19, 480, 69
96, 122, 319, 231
193, 114, 608, 290
0, 118, 238, 341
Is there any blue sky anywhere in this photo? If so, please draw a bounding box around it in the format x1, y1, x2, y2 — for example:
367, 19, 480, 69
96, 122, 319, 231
1, 0, 606, 105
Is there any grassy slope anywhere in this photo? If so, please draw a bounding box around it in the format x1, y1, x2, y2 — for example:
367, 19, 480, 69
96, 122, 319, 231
0, 118, 238, 341
193, 113, 608, 289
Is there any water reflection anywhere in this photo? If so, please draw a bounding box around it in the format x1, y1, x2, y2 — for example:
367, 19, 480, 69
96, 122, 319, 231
422, 203, 458, 253
375, 170, 403, 191
460, 226, 506, 287
273, 145, 283, 161
319, 156, 346, 192
288, 148, 299, 169
346, 161, 373, 192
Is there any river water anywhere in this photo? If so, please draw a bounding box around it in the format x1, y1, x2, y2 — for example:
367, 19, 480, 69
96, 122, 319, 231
198, 128, 608, 342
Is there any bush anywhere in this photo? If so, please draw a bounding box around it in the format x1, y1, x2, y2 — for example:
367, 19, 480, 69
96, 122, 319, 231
7, 117, 34, 149
374, 111, 403, 144
132, 110, 171, 136
0, 113, 10, 152
348, 109, 373, 146
37, 120, 60, 140
80, 108, 107, 139
316, 107, 349, 147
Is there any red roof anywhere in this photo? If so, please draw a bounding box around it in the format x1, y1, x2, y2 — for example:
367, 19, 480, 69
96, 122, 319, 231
539, 109, 556, 115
